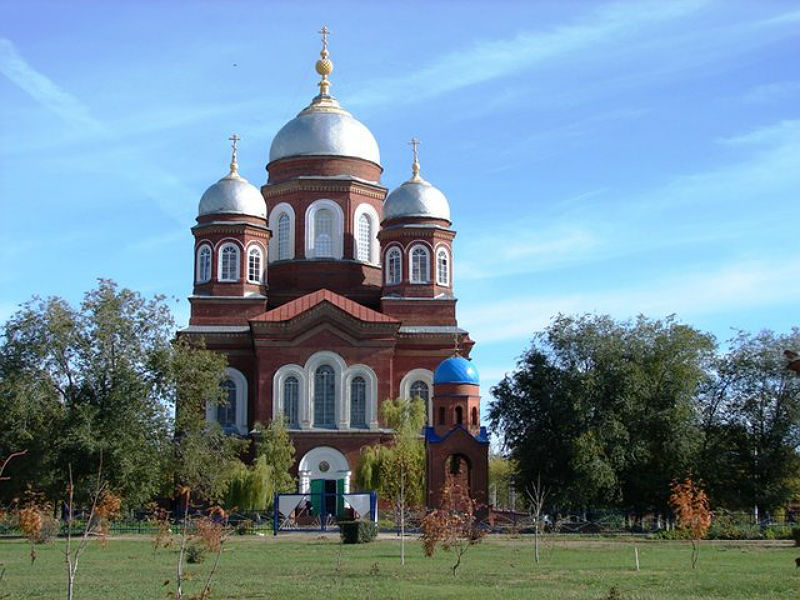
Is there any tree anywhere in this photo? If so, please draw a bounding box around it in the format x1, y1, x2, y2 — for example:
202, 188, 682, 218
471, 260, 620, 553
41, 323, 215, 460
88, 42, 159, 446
669, 478, 711, 569
526, 474, 548, 565
488, 452, 518, 510
698, 329, 800, 515
356, 397, 426, 564
421, 478, 485, 576
489, 314, 714, 512
254, 417, 296, 502
0, 281, 177, 506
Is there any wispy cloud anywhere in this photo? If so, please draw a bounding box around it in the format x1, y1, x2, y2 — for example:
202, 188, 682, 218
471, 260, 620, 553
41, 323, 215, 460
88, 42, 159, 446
741, 81, 800, 105
462, 259, 800, 345
349, 1, 708, 108
0, 38, 104, 132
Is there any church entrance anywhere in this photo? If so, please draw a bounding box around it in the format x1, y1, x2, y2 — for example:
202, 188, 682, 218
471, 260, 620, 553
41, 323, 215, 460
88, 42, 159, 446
298, 446, 351, 519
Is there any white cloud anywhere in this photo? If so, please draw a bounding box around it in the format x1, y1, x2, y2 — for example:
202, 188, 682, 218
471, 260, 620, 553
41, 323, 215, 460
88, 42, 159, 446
0, 38, 104, 132
461, 260, 800, 344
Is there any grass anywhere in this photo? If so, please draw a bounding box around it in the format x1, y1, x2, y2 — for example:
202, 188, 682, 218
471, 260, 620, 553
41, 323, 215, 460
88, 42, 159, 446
0, 535, 798, 599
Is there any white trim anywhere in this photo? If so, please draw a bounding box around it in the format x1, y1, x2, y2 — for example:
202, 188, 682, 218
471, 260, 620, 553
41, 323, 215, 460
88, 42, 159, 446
245, 242, 265, 284
384, 244, 403, 285
195, 243, 212, 283
435, 244, 451, 287
298, 446, 350, 481
206, 367, 248, 435
217, 242, 241, 282
353, 203, 380, 265
408, 242, 431, 284
344, 364, 379, 430
399, 368, 434, 426
268, 202, 296, 262
305, 351, 347, 429
273, 364, 307, 429
305, 199, 344, 259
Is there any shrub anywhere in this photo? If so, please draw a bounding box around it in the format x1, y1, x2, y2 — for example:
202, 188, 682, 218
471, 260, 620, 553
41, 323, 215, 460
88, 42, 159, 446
339, 520, 377, 544
185, 543, 206, 563
792, 527, 800, 547
235, 519, 254, 535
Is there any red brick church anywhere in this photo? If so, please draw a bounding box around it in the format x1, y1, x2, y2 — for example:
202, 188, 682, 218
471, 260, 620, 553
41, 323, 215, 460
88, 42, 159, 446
180, 30, 488, 509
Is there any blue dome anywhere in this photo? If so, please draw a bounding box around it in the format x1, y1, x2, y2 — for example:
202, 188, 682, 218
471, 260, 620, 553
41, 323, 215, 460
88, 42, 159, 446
434, 356, 480, 385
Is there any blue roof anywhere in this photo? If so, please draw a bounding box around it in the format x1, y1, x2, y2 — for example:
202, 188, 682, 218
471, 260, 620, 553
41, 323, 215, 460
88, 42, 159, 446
433, 356, 480, 385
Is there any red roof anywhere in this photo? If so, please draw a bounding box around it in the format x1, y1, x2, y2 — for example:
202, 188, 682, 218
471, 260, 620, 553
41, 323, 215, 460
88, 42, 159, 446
251, 289, 398, 324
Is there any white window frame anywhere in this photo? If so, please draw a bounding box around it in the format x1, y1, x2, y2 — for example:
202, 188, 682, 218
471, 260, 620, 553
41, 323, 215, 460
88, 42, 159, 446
305, 199, 344, 259
399, 368, 434, 426
409, 243, 431, 284
273, 365, 307, 429
246, 243, 264, 284
385, 245, 403, 285
217, 241, 241, 282
435, 245, 450, 286
268, 202, 296, 262
205, 367, 248, 435
353, 203, 381, 264
196, 243, 212, 283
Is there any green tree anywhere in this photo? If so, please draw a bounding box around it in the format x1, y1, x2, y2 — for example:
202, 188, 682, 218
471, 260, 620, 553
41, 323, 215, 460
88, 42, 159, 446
699, 329, 800, 514
0, 281, 175, 506
488, 452, 518, 509
254, 418, 296, 503
489, 314, 715, 512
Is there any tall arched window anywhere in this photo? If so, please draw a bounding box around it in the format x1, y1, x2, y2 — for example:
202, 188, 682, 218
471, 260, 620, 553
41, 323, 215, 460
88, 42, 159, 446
357, 214, 371, 262
455, 406, 464, 425
436, 248, 450, 286
247, 246, 263, 283
410, 379, 430, 423
386, 247, 402, 284
314, 365, 335, 427
439, 406, 446, 426
219, 243, 240, 281
277, 213, 290, 260
217, 379, 237, 430
471, 406, 478, 426
284, 376, 299, 428
315, 209, 333, 258
350, 376, 367, 428
410, 245, 430, 283
196, 245, 211, 283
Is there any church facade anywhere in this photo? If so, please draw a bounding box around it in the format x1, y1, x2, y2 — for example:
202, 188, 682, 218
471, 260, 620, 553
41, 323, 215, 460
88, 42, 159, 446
180, 31, 488, 509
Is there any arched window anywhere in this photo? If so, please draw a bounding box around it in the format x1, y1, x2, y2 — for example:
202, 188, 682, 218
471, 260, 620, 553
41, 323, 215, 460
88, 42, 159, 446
471, 406, 478, 426
439, 406, 446, 426
314, 365, 335, 427
410, 245, 430, 283
196, 245, 211, 283
217, 379, 237, 430
436, 247, 450, 286
356, 214, 371, 262
315, 209, 334, 258
350, 376, 367, 428
277, 213, 291, 260
247, 246, 263, 283
284, 376, 299, 428
410, 379, 430, 423
219, 243, 240, 281
386, 247, 402, 284
455, 406, 463, 425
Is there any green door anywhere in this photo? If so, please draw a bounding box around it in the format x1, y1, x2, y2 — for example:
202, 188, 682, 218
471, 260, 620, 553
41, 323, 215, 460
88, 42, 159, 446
336, 478, 345, 517
310, 479, 324, 516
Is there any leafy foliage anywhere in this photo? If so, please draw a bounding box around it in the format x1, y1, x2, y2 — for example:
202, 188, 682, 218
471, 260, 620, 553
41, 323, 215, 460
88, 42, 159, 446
253, 418, 296, 500
669, 478, 711, 568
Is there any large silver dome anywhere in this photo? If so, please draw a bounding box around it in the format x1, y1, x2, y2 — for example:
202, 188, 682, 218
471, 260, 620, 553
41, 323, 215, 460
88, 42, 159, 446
269, 98, 380, 165
383, 178, 450, 223
198, 170, 266, 219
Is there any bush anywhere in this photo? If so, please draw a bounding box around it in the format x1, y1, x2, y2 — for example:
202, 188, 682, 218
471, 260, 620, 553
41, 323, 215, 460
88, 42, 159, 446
235, 519, 254, 535
185, 543, 206, 563
792, 527, 800, 547
339, 520, 377, 544
38, 515, 60, 543
706, 513, 762, 540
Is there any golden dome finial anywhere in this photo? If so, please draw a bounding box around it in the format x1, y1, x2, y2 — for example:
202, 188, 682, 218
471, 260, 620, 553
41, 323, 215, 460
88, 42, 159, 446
227, 133, 241, 177
408, 137, 422, 181
315, 25, 333, 96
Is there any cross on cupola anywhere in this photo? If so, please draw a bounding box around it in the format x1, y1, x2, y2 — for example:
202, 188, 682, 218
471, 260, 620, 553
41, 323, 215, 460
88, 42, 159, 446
315, 25, 334, 96
228, 133, 240, 175
408, 137, 422, 181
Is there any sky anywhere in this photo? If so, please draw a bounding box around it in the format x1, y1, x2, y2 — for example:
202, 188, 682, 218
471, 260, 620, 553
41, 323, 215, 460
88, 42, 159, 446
1, 0, 799, 401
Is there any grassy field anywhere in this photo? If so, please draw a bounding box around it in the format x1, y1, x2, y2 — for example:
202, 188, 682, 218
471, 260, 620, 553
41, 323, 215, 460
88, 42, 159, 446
0, 535, 798, 599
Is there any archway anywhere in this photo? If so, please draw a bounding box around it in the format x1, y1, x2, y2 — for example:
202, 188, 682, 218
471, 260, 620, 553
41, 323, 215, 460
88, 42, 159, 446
445, 453, 471, 496
298, 446, 350, 517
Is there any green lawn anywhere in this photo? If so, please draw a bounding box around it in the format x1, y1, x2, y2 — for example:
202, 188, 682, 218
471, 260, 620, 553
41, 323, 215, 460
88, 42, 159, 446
0, 535, 798, 599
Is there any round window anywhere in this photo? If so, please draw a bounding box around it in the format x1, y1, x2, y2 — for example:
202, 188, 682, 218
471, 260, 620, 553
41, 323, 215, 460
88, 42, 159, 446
318, 460, 330, 473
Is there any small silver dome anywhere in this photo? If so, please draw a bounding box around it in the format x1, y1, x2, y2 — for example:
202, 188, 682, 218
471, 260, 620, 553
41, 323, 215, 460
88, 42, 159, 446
383, 178, 450, 223
198, 171, 266, 219
269, 97, 380, 165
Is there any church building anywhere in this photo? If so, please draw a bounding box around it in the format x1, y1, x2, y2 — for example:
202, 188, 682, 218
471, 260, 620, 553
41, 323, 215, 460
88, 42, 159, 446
180, 29, 488, 509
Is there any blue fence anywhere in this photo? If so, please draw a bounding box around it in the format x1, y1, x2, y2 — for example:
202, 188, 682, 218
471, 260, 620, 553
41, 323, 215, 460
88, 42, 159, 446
272, 491, 377, 535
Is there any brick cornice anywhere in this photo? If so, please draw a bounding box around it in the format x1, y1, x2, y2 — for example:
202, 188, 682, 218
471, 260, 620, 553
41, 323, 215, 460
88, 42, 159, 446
262, 180, 386, 200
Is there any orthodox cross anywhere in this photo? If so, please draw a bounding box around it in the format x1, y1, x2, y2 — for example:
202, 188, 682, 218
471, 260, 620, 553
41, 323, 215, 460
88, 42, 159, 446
319, 25, 330, 52
409, 137, 421, 179
228, 134, 240, 172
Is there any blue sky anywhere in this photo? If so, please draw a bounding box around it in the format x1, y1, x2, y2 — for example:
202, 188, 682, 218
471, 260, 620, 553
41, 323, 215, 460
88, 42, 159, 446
1, 0, 799, 397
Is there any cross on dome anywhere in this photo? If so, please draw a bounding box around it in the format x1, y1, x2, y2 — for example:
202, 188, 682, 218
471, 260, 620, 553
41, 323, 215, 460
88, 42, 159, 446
408, 137, 422, 181
228, 133, 241, 176
315, 25, 334, 96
